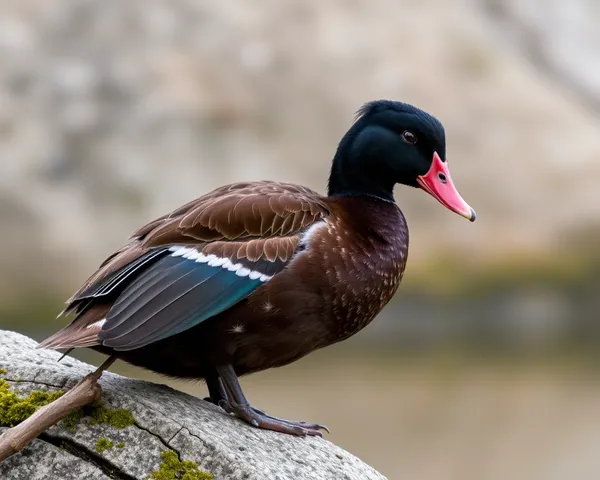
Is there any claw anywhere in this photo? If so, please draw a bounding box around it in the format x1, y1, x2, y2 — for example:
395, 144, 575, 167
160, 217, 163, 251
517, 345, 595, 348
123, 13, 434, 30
298, 422, 330, 434
304, 428, 324, 438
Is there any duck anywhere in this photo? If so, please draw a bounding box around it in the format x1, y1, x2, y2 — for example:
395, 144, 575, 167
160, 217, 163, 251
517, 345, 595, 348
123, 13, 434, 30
40, 100, 475, 437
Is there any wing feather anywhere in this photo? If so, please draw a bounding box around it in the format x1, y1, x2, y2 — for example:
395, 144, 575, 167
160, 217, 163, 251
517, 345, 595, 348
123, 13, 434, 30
41, 181, 330, 350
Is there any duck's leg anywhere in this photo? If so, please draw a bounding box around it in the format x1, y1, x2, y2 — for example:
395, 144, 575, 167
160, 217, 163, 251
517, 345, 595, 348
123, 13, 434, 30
216, 365, 328, 437
203, 370, 227, 405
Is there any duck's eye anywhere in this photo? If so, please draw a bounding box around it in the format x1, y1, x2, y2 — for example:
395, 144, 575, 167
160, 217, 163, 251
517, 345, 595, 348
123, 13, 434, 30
402, 130, 417, 145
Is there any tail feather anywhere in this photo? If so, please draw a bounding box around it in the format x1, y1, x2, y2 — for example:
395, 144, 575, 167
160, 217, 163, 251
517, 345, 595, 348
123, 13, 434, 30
38, 305, 109, 350
57, 348, 74, 362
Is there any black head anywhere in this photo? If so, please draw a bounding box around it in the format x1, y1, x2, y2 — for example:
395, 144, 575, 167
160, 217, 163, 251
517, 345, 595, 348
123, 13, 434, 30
328, 100, 475, 221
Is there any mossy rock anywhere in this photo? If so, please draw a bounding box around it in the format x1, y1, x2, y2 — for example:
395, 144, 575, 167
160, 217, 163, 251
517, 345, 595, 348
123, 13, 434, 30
0, 330, 386, 480
96, 437, 114, 453
149, 450, 213, 480
0, 378, 63, 427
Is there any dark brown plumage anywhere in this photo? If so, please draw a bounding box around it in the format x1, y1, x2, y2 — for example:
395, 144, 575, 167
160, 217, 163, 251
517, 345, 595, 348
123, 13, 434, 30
41, 100, 475, 436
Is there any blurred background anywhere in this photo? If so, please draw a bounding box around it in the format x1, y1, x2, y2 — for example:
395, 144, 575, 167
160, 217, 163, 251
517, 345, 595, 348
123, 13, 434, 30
1, 0, 600, 478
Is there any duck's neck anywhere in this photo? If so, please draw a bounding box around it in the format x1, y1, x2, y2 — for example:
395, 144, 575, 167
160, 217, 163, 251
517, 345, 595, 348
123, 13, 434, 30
329, 195, 408, 250
327, 131, 396, 203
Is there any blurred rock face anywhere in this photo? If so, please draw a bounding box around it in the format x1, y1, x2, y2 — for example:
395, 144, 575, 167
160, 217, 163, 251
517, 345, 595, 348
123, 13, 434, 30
0, 0, 599, 298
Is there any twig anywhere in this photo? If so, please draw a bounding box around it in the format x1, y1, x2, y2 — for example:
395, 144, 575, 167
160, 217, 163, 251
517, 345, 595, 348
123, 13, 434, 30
0, 356, 116, 463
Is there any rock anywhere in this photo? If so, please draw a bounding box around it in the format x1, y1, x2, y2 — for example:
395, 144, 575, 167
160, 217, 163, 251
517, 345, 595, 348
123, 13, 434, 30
0, 330, 386, 480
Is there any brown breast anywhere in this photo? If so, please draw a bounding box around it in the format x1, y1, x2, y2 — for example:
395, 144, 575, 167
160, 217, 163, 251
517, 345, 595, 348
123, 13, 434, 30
299, 196, 409, 341
222, 195, 409, 374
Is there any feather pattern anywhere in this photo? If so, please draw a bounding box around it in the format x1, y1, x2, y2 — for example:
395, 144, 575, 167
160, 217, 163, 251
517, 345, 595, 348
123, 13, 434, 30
99, 252, 265, 350
40, 181, 330, 350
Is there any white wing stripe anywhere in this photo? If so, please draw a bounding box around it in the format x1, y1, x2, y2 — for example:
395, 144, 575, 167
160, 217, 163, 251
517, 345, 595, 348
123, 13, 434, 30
168, 245, 272, 282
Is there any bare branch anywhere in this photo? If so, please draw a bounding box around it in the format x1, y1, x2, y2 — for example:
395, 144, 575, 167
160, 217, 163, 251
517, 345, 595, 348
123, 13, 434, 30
0, 356, 116, 463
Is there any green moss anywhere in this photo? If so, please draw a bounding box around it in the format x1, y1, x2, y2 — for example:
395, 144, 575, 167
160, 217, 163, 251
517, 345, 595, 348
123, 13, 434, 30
149, 450, 213, 480
116, 441, 126, 449
62, 409, 84, 432
95, 437, 114, 453
0, 368, 7, 375
0, 379, 63, 427
89, 402, 135, 428
60, 402, 135, 432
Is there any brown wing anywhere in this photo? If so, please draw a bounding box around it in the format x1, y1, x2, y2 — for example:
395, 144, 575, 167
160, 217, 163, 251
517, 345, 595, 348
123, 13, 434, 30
69, 181, 328, 301
41, 181, 329, 350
